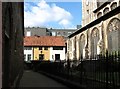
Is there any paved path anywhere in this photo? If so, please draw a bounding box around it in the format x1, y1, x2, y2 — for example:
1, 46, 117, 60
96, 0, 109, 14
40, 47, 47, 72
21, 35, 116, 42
19, 70, 70, 88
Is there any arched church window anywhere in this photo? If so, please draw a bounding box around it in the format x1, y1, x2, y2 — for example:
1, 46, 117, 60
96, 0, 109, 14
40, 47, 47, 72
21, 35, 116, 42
74, 37, 77, 59
97, 12, 102, 18
111, 2, 117, 10
103, 7, 109, 15
79, 34, 85, 59
68, 40, 72, 51
107, 18, 120, 52
91, 28, 99, 58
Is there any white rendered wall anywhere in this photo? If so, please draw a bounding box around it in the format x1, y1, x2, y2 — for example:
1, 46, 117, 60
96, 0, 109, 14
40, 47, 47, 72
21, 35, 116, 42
24, 47, 33, 61
50, 47, 65, 61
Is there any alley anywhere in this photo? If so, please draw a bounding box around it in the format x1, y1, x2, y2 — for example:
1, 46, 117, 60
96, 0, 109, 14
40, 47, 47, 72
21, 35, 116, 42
19, 70, 70, 88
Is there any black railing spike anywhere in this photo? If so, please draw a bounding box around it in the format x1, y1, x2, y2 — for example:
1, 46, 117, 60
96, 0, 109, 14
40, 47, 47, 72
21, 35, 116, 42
118, 50, 120, 59
105, 50, 109, 89
110, 52, 115, 60
115, 51, 117, 59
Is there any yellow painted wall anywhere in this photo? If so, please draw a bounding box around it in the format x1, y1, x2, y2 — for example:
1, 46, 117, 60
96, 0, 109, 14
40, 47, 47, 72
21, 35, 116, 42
33, 47, 39, 60
33, 47, 50, 61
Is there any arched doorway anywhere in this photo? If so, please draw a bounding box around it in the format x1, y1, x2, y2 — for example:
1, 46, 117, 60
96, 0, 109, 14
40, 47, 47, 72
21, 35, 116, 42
107, 18, 120, 52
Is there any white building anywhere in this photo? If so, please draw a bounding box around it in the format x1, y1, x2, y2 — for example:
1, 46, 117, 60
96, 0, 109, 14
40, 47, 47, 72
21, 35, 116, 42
24, 47, 33, 62
50, 46, 66, 61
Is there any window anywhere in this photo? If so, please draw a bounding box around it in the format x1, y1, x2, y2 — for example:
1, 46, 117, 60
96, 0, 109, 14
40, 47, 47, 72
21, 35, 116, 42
52, 32, 56, 36
65, 43, 67, 53
111, 2, 117, 10
97, 12, 102, 18
46, 32, 50, 35
28, 47, 32, 50
79, 34, 85, 59
103, 8, 109, 15
24, 47, 32, 50
27, 54, 31, 61
91, 28, 99, 58
44, 47, 48, 50
53, 47, 63, 50
57, 32, 61, 36
107, 18, 120, 52
26, 31, 31, 36
39, 47, 42, 50
52, 55, 54, 59
24, 47, 27, 50
63, 32, 66, 36
69, 40, 72, 51
68, 32, 72, 35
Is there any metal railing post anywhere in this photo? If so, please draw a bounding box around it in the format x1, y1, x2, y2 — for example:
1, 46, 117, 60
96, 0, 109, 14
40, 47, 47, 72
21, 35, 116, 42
106, 50, 108, 89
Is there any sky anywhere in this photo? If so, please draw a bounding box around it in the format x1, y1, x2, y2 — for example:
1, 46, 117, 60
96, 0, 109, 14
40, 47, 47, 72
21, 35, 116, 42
24, 0, 82, 29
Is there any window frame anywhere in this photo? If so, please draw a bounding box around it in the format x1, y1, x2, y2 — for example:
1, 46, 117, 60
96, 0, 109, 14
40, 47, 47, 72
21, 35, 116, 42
27, 54, 31, 61
53, 46, 63, 50
44, 47, 48, 50
39, 47, 42, 50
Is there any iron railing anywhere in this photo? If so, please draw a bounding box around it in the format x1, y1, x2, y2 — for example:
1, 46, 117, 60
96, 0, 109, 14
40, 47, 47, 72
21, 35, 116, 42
29, 51, 120, 89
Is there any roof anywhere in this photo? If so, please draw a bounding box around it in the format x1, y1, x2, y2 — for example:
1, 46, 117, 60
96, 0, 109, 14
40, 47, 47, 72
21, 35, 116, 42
24, 36, 66, 46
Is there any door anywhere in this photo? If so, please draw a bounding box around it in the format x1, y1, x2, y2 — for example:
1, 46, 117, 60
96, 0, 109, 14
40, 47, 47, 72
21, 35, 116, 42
55, 54, 60, 61
39, 54, 44, 61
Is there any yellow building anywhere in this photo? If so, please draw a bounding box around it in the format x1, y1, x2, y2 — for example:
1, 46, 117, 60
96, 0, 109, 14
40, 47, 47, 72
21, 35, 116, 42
33, 46, 50, 61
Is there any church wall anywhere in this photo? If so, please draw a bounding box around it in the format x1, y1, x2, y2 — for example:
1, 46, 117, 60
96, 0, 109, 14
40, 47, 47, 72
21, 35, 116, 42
67, 0, 120, 60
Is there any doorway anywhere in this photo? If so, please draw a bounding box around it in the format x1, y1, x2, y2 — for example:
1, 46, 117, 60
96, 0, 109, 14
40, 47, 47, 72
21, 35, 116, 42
39, 54, 44, 61
55, 54, 60, 61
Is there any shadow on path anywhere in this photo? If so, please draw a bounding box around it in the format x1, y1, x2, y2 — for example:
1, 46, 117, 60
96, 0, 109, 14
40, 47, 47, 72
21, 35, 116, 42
19, 70, 70, 88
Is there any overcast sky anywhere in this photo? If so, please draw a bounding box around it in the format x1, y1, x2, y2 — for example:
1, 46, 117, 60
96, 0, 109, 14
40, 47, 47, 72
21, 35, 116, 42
24, 0, 82, 29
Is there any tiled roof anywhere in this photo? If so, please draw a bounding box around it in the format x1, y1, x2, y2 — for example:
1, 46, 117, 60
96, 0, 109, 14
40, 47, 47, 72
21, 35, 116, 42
24, 36, 66, 46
